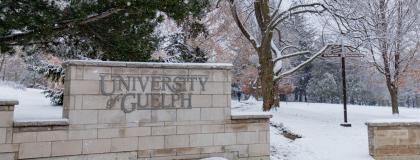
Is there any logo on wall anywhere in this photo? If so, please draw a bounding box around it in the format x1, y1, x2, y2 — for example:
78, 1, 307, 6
99, 74, 208, 113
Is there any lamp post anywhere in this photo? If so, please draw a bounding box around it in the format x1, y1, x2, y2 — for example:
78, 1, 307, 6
321, 42, 363, 127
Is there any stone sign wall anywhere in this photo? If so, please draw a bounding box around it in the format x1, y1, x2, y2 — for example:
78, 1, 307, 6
366, 121, 420, 160
0, 60, 271, 160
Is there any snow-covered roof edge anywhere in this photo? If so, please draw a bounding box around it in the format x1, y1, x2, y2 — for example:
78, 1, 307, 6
63, 60, 233, 70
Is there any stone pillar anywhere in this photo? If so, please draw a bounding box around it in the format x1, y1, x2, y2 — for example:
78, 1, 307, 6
0, 100, 18, 160
366, 121, 420, 160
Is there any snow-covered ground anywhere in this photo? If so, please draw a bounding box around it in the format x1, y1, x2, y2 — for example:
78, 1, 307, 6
0, 83, 62, 121
4, 83, 420, 159
232, 97, 420, 160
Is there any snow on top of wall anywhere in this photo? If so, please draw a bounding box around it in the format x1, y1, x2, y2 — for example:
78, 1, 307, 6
366, 119, 420, 124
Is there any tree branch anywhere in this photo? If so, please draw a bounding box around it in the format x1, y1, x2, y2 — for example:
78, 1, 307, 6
270, 3, 326, 29
273, 51, 311, 64
228, 1, 259, 50
274, 44, 331, 81
1, 8, 124, 44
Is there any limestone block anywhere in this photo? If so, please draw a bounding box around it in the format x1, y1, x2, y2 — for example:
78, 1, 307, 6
0, 128, 5, 144
67, 66, 82, 80
73, 66, 84, 80
0, 144, 18, 153
5, 128, 12, 144
37, 130, 68, 142
191, 95, 212, 108
163, 69, 188, 76
98, 128, 120, 138
225, 144, 249, 157
248, 123, 268, 132
165, 135, 189, 148
151, 148, 176, 157
212, 70, 228, 82
82, 139, 111, 154
111, 137, 138, 152
18, 142, 51, 159
249, 144, 270, 157
138, 150, 152, 158
83, 66, 111, 80
126, 110, 151, 123
63, 95, 73, 110
138, 136, 165, 150
175, 147, 201, 156
69, 110, 98, 124
98, 110, 126, 124
115, 151, 138, 160
112, 67, 139, 75
212, 95, 228, 108
121, 127, 151, 137
151, 110, 176, 122
190, 134, 213, 147
200, 82, 224, 94
375, 129, 408, 147
214, 132, 236, 145
201, 108, 225, 121
82, 95, 109, 110
259, 131, 269, 143
74, 95, 83, 110
12, 132, 37, 143
51, 140, 82, 156
68, 129, 97, 140
212, 95, 230, 108
177, 125, 201, 134
137, 68, 163, 75
200, 146, 224, 154
69, 80, 100, 95
201, 124, 225, 133
237, 132, 259, 144
189, 69, 228, 82
177, 108, 200, 121
152, 126, 176, 136
223, 82, 231, 94
0, 112, 13, 127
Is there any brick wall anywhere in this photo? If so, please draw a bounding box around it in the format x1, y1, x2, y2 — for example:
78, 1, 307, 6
0, 60, 271, 160
366, 121, 420, 160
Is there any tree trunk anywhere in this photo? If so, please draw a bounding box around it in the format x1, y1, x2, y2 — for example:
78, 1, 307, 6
258, 33, 276, 111
389, 88, 399, 114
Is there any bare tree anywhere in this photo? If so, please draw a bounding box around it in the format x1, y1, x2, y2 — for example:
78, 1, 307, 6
330, 0, 420, 114
220, 0, 333, 110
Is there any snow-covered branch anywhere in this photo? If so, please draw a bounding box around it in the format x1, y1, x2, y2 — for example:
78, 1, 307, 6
228, 1, 259, 50
269, 3, 327, 29
273, 51, 311, 64
274, 44, 331, 81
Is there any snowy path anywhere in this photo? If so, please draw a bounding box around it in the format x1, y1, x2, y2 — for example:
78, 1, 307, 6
232, 99, 420, 160
0, 84, 62, 121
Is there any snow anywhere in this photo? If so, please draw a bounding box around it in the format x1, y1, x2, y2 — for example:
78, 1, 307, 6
0, 83, 62, 121
232, 98, 420, 160
4, 82, 420, 159
366, 119, 420, 123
